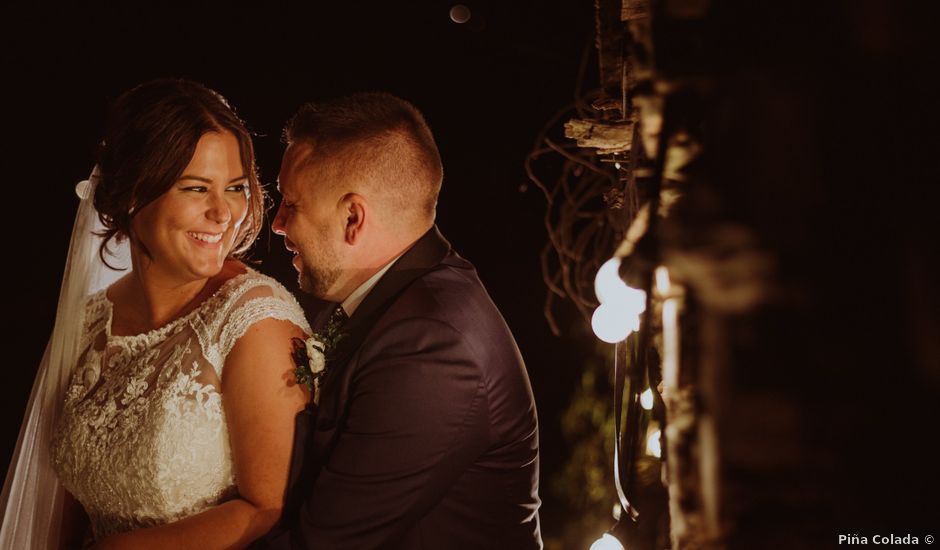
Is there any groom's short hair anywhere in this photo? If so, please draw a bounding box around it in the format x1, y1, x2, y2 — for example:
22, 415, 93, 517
283, 92, 443, 225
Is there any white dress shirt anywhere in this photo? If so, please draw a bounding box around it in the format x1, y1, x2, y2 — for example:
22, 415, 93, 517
340, 254, 403, 317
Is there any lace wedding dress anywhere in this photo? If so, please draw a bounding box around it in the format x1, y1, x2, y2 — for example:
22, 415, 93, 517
51, 268, 311, 541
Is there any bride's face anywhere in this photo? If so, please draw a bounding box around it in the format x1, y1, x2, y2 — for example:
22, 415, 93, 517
130, 131, 249, 282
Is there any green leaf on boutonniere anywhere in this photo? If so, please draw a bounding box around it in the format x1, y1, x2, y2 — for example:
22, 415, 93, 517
291, 317, 348, 393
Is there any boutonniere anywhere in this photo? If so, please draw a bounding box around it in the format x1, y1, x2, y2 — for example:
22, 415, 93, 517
292, 312, 347, 396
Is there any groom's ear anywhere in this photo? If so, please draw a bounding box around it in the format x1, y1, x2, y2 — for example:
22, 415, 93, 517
343, 193, 366, 245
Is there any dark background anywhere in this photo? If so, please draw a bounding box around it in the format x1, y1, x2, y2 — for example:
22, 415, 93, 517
0, 0, 597, 541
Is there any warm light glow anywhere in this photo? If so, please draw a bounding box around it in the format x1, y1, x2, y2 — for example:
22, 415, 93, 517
612, 502, 622, 520
589, 533, 625, 550
614, 162, 622, 170
655, 265, 671, 295
593, 257, 646, 343
640, 388, 654, 410
595, 257, 624, 304
595, 258, 647, 308
592, 302, 639, 343
662, 298, 679, 390
647, 429, 662, 458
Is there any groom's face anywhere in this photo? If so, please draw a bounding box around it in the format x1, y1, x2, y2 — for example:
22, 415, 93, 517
273, 143, 345, 299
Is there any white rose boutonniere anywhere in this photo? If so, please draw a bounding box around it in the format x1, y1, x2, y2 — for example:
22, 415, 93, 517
304, 337, 327, 376
292, 336, 326, 394
291, 311, 348, 396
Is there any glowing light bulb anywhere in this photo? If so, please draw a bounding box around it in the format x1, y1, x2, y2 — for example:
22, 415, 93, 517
655, 265, 671, 295
593, 257, 647, 343
592, 303, 636, 343
595, 257, 624, 304
640, 388, 653, 410
595, 258, 647, 309
589, 533, 625, 550
646, 429, 662, 458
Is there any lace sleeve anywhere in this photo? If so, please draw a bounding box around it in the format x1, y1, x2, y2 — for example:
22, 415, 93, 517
212, 277, 312, 375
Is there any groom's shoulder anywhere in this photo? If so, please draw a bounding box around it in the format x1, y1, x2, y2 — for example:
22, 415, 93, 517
381, 258, 514, 342
403, 256, 488, 304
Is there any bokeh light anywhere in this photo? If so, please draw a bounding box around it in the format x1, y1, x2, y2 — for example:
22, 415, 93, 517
592, 302, 639, 343
646, 429, 662, 458
589, 533, 625, 550
449, 4, 471, 24
640, 388, 654, 410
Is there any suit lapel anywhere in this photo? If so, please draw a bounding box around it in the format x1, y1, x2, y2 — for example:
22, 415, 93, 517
313, 225, 453, 435
276, 226, 459, 530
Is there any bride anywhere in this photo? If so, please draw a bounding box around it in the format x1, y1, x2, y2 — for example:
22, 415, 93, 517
0, 79, 311, 549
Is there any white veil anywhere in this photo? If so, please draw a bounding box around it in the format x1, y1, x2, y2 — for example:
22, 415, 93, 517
0, 168, 130, 549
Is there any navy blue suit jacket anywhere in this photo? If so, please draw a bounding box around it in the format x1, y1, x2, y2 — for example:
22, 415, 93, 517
251, 227, 542, 549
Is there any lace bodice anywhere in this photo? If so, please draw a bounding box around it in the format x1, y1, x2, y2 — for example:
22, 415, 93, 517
51, 268, 311, 540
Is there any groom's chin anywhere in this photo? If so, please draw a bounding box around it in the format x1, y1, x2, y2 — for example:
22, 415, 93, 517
298, 273, 314, 295
298, 271, 323, 298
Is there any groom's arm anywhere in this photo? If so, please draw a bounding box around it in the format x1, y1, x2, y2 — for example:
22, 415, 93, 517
297, 316, 492, 547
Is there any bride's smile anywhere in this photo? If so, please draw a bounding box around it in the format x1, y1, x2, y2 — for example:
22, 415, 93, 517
186, 231, 224, 245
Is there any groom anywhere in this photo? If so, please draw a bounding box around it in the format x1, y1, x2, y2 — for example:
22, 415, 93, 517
252, 92, 542, 549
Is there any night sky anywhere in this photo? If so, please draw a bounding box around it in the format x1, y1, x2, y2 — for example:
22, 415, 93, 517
1, 0, 597, 538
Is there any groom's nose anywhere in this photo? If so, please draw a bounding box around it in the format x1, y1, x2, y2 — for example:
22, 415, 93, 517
272, 204, 287, 236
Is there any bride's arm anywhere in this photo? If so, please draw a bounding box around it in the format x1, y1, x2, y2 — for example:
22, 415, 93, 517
93, 318, 309, 550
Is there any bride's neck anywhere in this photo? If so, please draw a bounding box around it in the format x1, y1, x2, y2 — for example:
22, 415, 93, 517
138, 273, 208, 322
109, 266, 212, 335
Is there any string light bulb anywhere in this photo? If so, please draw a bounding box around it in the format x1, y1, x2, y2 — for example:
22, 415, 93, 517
646, 429, 662, 458
589, 533, 625, 550
592, 302, 640, 343
591, 515, 641, 549
592, 257, 647, 343
595, 258, 642, 306
640, 388, 654, 410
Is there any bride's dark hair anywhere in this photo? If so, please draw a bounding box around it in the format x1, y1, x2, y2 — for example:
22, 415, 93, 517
93, 78, 265, 266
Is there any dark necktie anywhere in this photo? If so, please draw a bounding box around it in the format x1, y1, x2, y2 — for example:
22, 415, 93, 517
326, 304, 349, 332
